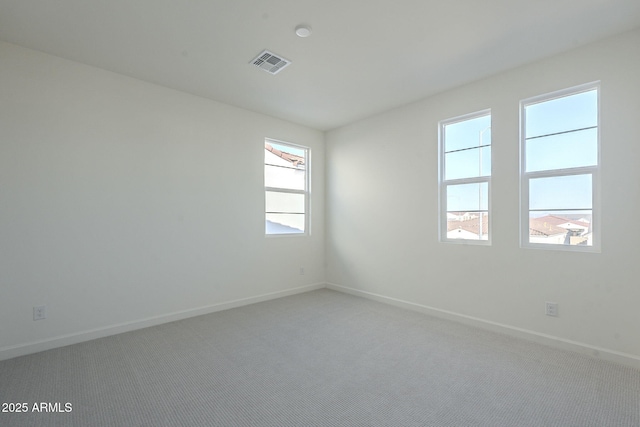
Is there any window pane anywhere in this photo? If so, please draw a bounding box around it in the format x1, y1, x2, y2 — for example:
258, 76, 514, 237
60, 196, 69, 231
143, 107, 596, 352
266, 191, 305, 214
529, 174, 592, 211
265, 140, 308, 236
528, 210, 592, 246
265, 142, 306, 191
526, 90, 597, 138
445, 146, 491, 180
265, 142, 306, 165
444, 115, 491, 152
525, 128, 597, 172
266, 214, 305, 234
265, 164, 306, 190
447, 212, 489, 241
446, 182, 488, 212
440, 111, 491, 244
266, 191, 305, 234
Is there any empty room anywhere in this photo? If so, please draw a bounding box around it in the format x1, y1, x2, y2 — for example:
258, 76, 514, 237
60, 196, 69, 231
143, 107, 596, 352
1, 1, 640, 426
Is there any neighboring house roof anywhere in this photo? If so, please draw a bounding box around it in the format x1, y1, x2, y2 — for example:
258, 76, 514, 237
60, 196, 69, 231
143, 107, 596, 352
448, 211, 476, 218
265, 143, 305, 167
535, 215, 590, 229
447, 215, 489, 236
447, 214, 587, 237
529, 217, 568, 236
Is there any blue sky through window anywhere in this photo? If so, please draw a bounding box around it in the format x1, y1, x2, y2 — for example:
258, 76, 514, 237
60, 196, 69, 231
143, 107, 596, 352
447, 182, 488, 212
525, 90, 597, 138
445, 115, 491, 152
529, 174, 592, 211
444, 114, 491, 181
524, 88, 598, 224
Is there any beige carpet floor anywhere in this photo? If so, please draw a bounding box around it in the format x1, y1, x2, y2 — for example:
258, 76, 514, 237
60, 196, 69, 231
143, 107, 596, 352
1, 289, 639, 426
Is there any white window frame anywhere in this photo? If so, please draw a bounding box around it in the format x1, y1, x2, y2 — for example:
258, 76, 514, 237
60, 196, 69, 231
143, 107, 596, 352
264, 138, 310, 236
438, 109, 492, 245
519, 82, 600, 252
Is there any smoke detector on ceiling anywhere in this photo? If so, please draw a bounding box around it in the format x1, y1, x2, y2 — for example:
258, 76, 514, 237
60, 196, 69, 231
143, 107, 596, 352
250, 50, 291, 75
295, 25, 312, 38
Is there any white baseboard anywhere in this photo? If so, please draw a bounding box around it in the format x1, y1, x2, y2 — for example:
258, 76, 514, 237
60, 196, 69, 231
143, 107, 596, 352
0, 283, 325, 362
6, 282, 639, 371
326, 282, 640, 371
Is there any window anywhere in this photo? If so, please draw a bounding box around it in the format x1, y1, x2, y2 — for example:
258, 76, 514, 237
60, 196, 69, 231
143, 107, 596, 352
520, 83, 599, 250
439, 110, 491, 243
264, 139, 309, 235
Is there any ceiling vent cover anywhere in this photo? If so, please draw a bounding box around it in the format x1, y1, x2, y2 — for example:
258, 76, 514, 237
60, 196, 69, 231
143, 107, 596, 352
250, 50, 291, 75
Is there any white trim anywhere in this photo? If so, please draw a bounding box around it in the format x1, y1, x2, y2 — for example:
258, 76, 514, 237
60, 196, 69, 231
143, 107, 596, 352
520, 81, 600, 108
326, 282, 640, 370
0, 283, 325, 362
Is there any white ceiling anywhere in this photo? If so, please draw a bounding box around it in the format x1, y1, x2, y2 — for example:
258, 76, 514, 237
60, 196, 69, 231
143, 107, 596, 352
1, 0, 640, 131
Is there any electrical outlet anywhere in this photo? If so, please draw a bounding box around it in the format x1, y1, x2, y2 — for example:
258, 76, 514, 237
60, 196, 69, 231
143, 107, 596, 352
33, 305, 47, 321
545, 302, 558, 317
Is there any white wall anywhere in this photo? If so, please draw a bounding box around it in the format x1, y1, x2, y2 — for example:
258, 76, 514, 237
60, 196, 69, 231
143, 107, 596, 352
326, 29, 640, 366
0, 41, 325, 359
3, 28, 639, 367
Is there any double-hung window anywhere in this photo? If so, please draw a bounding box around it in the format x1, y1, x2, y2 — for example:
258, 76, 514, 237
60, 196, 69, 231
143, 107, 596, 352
520, 83, 599, 250
439, 110, 491, 243
264, 139, 309, 235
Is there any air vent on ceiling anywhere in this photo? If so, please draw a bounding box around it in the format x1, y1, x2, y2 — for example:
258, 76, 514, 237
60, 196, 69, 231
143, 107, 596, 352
250, 50, 291, 75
